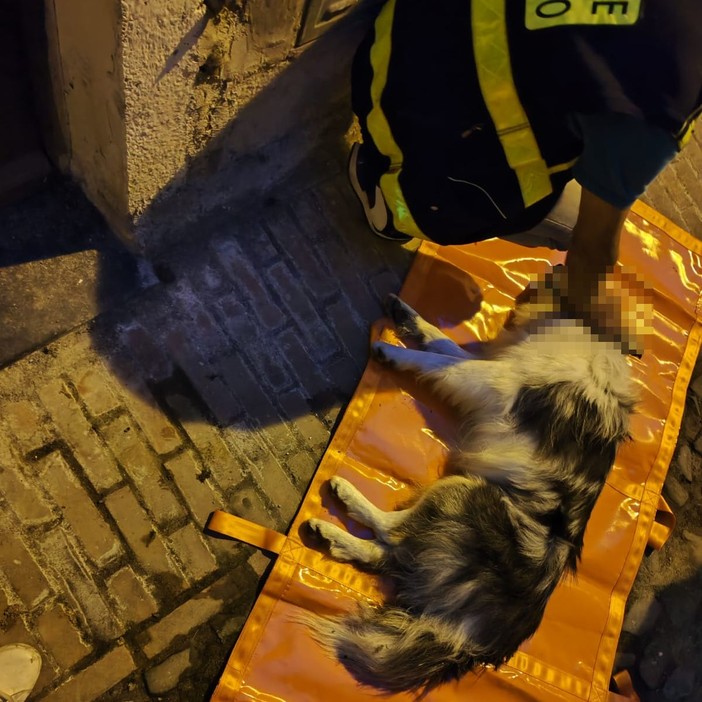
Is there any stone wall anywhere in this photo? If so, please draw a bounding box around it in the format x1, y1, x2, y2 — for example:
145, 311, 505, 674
44, 0, 367, 255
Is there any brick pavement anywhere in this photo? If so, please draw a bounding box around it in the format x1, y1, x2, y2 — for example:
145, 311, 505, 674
0, 127, 700, 700
0, 152, 412, 700
644, 129, 702, 240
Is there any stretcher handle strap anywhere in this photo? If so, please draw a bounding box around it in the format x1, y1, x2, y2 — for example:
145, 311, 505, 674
206, 510, 287, 555
647, 496, 676, 551
610, 670, 641, 701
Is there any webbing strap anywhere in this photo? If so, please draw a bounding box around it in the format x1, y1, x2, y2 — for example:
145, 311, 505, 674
647, 495, 676, 551
611, 670, 641, 701
471, 0, 554, 207
206, 510, 287, 555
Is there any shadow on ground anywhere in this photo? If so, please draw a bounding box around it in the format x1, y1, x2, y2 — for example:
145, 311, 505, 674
77, 5, 419, 438
0, 174, 152, 368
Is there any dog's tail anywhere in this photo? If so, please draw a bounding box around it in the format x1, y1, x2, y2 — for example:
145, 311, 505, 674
303, 604, 485, 693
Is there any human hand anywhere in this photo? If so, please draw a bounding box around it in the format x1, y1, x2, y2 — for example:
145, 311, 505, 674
561, 264, 653, 356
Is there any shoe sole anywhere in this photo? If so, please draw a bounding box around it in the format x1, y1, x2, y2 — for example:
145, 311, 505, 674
347, 144, 412, 243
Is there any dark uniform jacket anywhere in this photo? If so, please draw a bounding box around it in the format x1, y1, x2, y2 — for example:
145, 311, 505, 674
353, 0, 702, 243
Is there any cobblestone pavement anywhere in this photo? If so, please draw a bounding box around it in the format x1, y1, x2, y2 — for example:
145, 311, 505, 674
0, 129, 700, 701
0, 146, 412, 701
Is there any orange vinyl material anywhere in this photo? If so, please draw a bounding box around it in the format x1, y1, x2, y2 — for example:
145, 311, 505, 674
207, 511, 288, 555
208, 201, 702, 702
647, 496, 676, 551
611, 671, 641, 702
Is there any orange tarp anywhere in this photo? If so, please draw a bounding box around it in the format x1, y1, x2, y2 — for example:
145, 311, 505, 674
207, 201, 702, 702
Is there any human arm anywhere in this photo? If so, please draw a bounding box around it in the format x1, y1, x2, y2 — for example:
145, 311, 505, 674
563, 186, 627, 313
564, 110, 678, 303
561, 112, 678, 337
566, 113, 677, 298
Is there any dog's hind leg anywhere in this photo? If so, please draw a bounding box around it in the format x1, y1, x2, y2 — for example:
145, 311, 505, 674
385, 294, 475, 359
329, 476, 410, 543
306, 519, 389, 567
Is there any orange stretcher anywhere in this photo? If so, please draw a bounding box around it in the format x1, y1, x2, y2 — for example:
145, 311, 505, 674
206, 201, 702, 702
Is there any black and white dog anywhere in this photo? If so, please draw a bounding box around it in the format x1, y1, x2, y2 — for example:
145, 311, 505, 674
304, 285, 638, 694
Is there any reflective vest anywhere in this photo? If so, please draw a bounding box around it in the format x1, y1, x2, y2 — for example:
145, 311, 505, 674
365, 0, 702, 240
474, 0, 702, 207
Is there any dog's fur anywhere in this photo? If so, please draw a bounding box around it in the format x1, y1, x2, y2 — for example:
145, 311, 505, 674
303, 289, 637, 694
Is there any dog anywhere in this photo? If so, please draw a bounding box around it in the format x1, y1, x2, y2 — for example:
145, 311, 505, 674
303, 280, 639, 694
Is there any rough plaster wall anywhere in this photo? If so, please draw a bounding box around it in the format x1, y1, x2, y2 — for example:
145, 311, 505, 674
136, 20, 362, 255
129, 0, 366, 255
120, 0, 306, 222
120, 0, 208, 219
49, 0, 129, 229
48, 0, 366, 253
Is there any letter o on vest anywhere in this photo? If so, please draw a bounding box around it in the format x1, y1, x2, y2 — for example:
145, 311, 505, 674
535, 0, 572, 18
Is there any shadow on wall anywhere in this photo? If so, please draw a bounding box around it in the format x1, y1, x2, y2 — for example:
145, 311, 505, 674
129, 3, 381, 258
0, 175, 149, 368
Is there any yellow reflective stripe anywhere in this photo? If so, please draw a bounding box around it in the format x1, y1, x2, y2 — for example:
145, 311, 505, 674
366, 0, 428, 240
676, 107, 701, 150
472, 0, 553, 207
548, 157, 578, 175
679, 125, 694, 149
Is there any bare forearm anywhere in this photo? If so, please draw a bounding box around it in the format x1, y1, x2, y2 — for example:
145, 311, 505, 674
564, 187, 629, 308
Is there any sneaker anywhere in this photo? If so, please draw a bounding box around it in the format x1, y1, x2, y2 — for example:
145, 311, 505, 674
0, 644, 41, 702
347, 143, 413, 243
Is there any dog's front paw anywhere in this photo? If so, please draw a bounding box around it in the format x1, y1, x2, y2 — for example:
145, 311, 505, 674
371, 341, 396, 366
384, 294, 417, 328
383, 293, 404, 321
